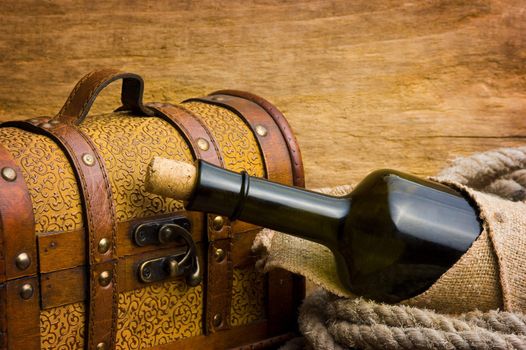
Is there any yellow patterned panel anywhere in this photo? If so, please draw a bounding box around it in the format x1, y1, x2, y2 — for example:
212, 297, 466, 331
79, 113, 192, 222
9, 104, 268, 347
40, 280, 203, 349
40, 302, 85, 349
0, 127, 83, 233
183, 102, 265, 176
0, 104, 263, 230
116, 280, 203, 349
39, 269, 266, 348
231, 266, 266, 327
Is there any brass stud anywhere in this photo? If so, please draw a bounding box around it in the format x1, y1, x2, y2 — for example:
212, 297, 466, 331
96, 342, 107, 350
98, 238, 110, 254
20, 283, 34, 300
212, 216, 224, 231
255, 125, 268, 137
82, 153, 95, 166
214, 248, 225, 263
29, 118, 40, 124
158, 225, 175, 244
197, 138, 209, 151
39, 122, 52, 129
49, 120, 60, 125
212, 313, 223, 327
1, 167, 17, 182
15, 252, 31, 270
98, 270, 112, 287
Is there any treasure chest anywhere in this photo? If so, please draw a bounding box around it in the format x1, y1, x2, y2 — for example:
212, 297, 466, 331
0, 69, 305, 349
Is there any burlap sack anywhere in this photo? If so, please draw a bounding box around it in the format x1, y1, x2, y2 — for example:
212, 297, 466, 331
253, 146, 526, 314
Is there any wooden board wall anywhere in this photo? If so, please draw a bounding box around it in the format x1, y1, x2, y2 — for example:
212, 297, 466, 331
0, 0, 525, 188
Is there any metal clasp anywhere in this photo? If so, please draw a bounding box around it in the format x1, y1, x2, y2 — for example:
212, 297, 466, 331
136, 223, 201, 287
132, 216, 191, 247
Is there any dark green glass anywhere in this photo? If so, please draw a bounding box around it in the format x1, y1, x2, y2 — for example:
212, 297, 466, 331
186, 160, 482, 302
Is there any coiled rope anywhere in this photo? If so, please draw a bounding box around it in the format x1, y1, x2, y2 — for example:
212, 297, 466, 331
281, 289, 526, 350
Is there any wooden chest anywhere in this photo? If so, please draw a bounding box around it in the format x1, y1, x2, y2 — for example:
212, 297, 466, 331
0, 69, 304, 349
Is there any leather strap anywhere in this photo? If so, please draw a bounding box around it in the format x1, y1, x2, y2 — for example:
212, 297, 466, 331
2, 276, 40, 350
0, 144, 37, 282
189, 91, 304, 187
187, 93, 306, 336
4, 118, 118, 350
147, 103, 234, 334
0, 144, 40, 349
212, 90, 305, 187
57, 68, 153, 125
147, 103, 224, 167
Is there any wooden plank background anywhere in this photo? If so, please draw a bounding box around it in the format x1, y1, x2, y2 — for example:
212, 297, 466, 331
0, 0, 525, 188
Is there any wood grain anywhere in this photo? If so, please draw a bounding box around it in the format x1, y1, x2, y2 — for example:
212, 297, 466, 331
0, 0, 525, 188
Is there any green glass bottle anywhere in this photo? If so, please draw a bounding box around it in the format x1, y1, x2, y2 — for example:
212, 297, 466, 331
147, 158, 481, 303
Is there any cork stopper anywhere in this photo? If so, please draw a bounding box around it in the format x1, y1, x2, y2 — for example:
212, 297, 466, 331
145, 157, 197, 200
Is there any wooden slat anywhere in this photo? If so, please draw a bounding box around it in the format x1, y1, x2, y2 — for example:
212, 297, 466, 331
40, 266, 86, 309
39, 230, 259, 310
37, 212, 204, 273
40, 247, 201, 309
38, 229, 85, 273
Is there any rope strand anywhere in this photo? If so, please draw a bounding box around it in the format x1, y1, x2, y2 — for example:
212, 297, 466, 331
282, 290, 526, 350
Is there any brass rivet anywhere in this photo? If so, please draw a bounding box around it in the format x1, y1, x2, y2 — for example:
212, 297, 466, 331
98, 238, 110, 254
98, 271, 112, 287
96, 342, 107, 350
29, 118, 40, 124
15, 252, 31, 270
82, 153, 95, 166
214, 248, 225, 263
255, 125, 268, 137
1, 167, 17, 182
158, 225, 175, 244
49, 120, 60, 125
212, 216, 224, 231
197, 138, 209, 151
212, 313, 223, 327
40, 122, 52, 129
20, 283, 34, 300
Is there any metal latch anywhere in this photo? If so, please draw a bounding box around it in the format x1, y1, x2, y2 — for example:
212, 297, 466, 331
132, 216, 191, 247
136, 222, 201, 287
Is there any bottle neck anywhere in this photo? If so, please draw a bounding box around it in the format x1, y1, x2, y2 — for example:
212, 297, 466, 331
186, 160, 350, 248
